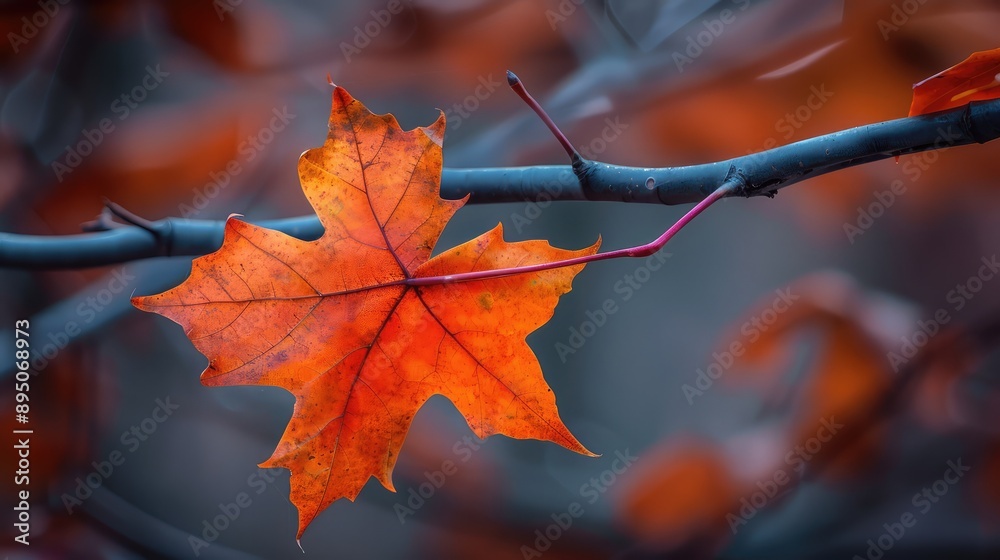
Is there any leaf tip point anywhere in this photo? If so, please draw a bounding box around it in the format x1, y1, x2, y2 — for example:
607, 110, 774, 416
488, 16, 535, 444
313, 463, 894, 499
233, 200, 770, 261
332, 85, 354, 107
422, 113, 446, 146
128, 289, 145, 309
574, 444, 600, 458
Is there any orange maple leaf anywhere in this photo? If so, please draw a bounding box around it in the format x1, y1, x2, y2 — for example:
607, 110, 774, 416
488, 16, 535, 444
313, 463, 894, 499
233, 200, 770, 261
132, 86, 598, 540
909, 46, 1000, 116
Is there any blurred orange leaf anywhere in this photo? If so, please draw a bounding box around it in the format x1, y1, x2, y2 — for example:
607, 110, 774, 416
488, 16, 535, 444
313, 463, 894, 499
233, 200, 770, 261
974, 445, 1000, 529
909, 47, 1000, 116
724, 273, 898, 477
616, 438, 741, 550
132, 86, 597, 541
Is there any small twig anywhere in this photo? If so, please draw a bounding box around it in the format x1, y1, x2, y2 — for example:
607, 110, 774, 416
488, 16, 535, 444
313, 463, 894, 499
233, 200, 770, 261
406, 179, 736, 286
102, 199, 174, 257
103, 199, 164, 237
81, 207, 122, 232
506, 70, 583, 164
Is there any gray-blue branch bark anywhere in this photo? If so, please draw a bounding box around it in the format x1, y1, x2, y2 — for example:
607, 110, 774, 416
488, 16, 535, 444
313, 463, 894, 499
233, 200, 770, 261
3, 99, 999, 269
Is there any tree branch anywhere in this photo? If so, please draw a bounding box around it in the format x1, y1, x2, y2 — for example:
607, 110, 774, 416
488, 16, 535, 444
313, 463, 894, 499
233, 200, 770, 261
4, 99, 1000, 269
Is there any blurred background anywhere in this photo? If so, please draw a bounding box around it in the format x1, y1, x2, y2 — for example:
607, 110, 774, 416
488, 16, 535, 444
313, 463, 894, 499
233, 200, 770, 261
2, 0, 1000, 558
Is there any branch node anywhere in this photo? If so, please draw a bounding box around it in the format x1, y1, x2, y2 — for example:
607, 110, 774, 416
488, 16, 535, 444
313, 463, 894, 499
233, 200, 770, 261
81, 207, 122, 232
720, 165, 754, 198
104, 200, 167, 239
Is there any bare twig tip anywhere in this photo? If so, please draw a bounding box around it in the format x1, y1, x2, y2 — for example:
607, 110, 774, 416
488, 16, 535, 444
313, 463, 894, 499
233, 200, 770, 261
506, 70, 519, 87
